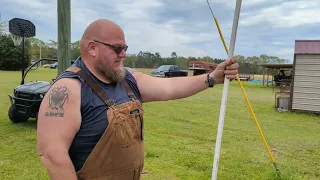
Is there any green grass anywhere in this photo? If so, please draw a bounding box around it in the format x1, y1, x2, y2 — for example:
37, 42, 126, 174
0, 68, 319, 180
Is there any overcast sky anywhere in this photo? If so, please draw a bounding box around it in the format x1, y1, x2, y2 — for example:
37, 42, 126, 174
1, 0, 320, 62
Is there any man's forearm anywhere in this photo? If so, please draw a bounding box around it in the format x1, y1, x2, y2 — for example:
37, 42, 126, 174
165, 73, 210, 100
41, 154, 78, 180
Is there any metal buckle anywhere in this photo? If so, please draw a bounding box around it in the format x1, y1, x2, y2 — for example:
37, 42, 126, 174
128, 93, 135, 100
105, 99, 115, 107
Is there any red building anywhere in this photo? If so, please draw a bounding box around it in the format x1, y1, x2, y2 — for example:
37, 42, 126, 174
188, 61, 218, 76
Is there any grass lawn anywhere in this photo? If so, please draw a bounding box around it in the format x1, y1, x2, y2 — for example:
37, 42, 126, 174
0, 67, 319, 180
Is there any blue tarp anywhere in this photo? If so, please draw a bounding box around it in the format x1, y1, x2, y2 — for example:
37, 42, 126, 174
249, 80, 272, 83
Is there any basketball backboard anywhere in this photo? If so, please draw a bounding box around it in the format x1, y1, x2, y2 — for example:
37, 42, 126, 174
8, 18, 36, 46
9, 18, 36, 38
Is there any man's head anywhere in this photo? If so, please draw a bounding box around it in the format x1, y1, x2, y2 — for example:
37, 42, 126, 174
80, 19, 128, 83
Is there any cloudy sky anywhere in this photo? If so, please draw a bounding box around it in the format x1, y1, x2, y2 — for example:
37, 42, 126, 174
1, 0, 320, 62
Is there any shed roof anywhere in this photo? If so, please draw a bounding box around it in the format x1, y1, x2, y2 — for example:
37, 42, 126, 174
294, 40, 320, 54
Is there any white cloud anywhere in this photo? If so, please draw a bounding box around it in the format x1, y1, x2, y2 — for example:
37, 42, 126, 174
1, 0, 56, 24
213, 0, 278, 9
272, 42, 285, 45
123, 20, 219, 57
115, 0, 164, 20
240, 0, 320, 27
1, 0, 319, 61
274, 48, 294, 55
6, 0, 50, 9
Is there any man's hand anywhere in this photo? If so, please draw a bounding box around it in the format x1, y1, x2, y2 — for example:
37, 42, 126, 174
210, 56, 239, 84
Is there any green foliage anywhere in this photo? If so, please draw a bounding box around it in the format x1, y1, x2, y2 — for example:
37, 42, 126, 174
123, 51, 290, 75
236, 54, 290, 74
28, 38, 57, 61
71, 40, 80, 60
0, 35, 31, 71
22, 36, 291, 75
123, 51, 228, 70
28, 38, 80, 61
1, 33, 291, 74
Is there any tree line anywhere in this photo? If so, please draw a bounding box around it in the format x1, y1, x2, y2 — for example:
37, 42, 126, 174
0, 18, 290, 74
26, 37, 290, 74
123, 51, 290, 74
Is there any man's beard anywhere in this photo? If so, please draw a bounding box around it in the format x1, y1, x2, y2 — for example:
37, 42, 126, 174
95, 62, 125, 83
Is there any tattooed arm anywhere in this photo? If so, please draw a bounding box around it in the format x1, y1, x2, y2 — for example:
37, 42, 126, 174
37, 78, 81, 180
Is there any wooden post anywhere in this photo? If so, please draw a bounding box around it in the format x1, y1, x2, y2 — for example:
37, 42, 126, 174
263, 67, 265, 87
267, 68, 269, 87
57, 0, 71, 76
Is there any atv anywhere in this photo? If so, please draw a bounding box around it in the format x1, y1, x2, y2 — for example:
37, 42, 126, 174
7, 58, 72, 123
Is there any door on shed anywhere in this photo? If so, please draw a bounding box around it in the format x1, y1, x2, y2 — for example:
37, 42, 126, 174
292, 54, 320, 112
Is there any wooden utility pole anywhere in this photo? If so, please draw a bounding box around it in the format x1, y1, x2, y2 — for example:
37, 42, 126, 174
57, 0, 71, 76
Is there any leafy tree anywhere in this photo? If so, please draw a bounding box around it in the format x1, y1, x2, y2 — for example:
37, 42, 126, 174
0, 35, 31, 70
71, 40, 80, 60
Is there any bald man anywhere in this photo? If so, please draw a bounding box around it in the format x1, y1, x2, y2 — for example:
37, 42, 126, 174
36, 19, 239, 180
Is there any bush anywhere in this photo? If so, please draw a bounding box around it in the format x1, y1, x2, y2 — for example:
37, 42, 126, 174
0, 35, 31, 71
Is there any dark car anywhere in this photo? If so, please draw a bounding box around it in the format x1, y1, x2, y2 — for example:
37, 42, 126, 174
151, 65, 188, 78
50, 62, 58, 69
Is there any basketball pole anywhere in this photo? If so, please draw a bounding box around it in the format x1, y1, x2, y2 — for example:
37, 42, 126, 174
57, 0, 71, 76
21, 36, 25, 84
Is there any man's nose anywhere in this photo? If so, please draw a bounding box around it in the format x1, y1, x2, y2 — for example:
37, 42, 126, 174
119, 50, 127, 58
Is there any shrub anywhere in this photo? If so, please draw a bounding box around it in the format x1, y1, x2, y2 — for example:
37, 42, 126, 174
0, 35, 31, 71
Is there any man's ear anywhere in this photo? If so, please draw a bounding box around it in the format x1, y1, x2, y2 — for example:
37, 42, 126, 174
88, 41, 97, 57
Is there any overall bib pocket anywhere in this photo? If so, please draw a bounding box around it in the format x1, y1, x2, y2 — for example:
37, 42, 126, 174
114, 110, 142, 148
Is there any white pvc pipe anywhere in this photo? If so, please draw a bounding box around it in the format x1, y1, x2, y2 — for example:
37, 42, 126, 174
211, 0, 242, 179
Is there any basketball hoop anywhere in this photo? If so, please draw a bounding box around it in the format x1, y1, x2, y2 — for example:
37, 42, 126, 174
9, 17, 36, 85
10, 34, 23, 46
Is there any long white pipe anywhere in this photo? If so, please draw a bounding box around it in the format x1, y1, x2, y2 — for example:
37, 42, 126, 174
211, 0, 242, 179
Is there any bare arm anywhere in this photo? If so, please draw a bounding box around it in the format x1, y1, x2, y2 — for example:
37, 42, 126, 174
132, 57, 239, 103
37, 78, 81, 180
134, 72, 210, 102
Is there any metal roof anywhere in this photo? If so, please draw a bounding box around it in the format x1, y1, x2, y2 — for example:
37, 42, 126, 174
259, 64, 293, 69
294, 40, 320, 54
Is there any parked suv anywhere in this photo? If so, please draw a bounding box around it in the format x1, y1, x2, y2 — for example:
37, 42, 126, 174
151, 65, 188, 77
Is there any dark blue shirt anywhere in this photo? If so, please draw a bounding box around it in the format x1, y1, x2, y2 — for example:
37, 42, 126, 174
54, 57, 142, 171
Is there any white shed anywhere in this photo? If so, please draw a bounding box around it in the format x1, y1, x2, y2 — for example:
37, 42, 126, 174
290, 40, 320, 113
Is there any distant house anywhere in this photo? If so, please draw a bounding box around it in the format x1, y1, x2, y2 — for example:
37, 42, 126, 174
290, 40, 320, 113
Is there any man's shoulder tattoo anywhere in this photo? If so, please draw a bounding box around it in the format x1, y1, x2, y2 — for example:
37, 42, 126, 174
45, 85, 71, 118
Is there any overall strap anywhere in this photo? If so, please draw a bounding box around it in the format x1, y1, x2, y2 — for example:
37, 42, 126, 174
121, 79, 137, 101
64, 67, 115, 107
